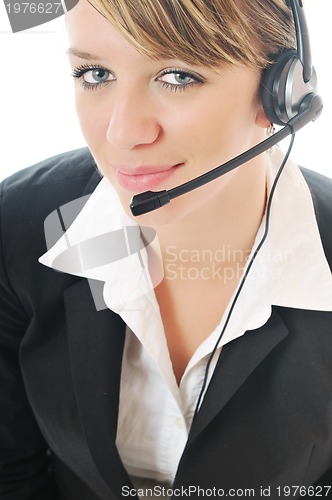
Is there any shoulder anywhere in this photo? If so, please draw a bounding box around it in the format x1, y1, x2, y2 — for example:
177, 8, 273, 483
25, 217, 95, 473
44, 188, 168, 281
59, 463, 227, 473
0, 149, 103, 314
301, 167, 332, 208
0, 149, 102, 283
1, 147, 99, 197
300, 167, 332, 268
0, 148, 101, 230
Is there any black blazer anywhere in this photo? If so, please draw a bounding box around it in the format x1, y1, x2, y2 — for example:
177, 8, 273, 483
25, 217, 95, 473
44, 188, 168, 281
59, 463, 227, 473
0, 148, 332, 500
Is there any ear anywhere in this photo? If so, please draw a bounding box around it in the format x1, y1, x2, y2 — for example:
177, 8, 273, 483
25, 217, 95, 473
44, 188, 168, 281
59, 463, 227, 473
255, 104, 271, 129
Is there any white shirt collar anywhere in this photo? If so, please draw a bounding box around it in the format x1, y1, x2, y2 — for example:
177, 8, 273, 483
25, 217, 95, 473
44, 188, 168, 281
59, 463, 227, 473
39, 148, 332, 356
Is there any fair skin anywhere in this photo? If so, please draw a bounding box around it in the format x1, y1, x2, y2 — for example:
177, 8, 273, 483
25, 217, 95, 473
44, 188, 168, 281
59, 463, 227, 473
66, 0, 271, 383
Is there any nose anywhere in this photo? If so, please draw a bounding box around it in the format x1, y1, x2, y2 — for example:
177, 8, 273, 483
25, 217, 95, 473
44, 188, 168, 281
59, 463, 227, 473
106, 87, 161, 150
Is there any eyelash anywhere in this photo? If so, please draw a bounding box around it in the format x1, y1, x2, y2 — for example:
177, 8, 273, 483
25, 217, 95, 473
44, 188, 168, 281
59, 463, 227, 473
71, 64, 112, 91
158, 68, 205, 93
71, 64, 205, 93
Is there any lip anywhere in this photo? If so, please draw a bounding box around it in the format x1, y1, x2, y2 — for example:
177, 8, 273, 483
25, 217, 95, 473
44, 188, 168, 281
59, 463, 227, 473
114, 163, 184, 192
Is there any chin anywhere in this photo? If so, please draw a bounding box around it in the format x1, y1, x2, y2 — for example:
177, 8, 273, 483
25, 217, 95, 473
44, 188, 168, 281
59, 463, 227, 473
122, 199, 181, 227
119, 190, 209, 229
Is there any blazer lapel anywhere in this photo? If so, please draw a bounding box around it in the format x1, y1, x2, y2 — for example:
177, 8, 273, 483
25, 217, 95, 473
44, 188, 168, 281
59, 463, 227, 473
187, 307, 289, 445
64, 278, 133, 499
64, 172, 290, 490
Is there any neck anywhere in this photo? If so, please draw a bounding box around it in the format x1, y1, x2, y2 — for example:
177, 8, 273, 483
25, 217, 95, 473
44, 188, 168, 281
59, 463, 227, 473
145, 155, 268, 383
152, 156, 268, 277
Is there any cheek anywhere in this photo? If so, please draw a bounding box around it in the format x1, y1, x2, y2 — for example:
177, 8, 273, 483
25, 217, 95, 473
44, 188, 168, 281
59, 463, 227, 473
75, 94, 108, 148
170, 89, 258, 165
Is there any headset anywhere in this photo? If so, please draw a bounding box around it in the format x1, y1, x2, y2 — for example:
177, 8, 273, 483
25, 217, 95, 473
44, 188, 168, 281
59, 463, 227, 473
261, 0, 317, 125
130, 0, 323, 217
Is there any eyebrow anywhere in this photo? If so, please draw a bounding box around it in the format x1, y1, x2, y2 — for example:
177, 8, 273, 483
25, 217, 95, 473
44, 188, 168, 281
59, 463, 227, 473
66, 48, 102, 61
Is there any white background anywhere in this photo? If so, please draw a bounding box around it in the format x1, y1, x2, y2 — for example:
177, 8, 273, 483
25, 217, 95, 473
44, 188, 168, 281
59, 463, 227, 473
0, 0, 331, 181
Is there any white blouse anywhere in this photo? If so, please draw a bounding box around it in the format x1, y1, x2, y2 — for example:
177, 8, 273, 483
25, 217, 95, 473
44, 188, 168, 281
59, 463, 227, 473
39, 148, 332, 493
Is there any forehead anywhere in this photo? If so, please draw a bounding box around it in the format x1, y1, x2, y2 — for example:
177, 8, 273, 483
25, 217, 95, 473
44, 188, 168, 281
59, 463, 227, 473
66, 0, 177, 76
66, 0, 110, 41
65, 0, 225, 68
66, 0, 131, 61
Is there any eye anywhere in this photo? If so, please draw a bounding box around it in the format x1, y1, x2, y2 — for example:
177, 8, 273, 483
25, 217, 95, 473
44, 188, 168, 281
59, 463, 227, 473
160, 72, 195, 86
157, 68, 205, 92
84, 68, 113, 84
71, 64, 114, 90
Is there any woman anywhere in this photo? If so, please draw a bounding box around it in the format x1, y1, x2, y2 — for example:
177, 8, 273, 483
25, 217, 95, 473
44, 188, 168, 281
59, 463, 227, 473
1, 0, 332, 498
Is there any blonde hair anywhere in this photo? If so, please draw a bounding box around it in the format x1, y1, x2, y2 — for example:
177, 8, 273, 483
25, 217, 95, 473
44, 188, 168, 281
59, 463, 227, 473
94, 0, 296, 69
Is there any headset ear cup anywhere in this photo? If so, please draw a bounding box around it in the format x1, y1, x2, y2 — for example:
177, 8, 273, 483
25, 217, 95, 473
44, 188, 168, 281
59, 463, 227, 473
261, 49, 298, 126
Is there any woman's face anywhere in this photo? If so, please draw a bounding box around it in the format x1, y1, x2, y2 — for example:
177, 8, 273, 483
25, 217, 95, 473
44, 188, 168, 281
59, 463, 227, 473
66, 0, 269, 225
